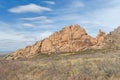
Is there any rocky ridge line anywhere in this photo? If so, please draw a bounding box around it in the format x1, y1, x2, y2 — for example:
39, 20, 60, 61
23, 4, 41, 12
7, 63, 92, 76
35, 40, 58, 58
6, 24, 106, 60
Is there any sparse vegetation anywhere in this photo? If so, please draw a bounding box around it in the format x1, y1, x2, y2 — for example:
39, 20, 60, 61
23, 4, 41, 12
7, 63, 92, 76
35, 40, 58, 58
0, 49, 120, 80
0, 54, 7, 60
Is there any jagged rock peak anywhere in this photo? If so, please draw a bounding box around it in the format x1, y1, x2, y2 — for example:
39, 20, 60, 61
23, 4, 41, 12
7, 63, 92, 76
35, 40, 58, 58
5, 24, 106, 60
62, 24, 86, 31
58, 24, 87, 35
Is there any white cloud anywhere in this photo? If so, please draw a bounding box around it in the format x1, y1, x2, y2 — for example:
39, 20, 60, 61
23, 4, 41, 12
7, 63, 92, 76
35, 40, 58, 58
44, 1, 55, 5
86, 5, 120, 33
8, 3, 52, 13
0, 21, 53, 51
50, 0, 120, 36
21, 16, 46, 21
0, 31, 52, 51
21, 16, 53, 23
22, 23, 35, 27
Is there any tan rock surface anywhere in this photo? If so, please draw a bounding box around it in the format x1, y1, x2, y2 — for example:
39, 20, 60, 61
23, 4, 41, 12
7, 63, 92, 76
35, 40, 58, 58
6, 24, 106, 60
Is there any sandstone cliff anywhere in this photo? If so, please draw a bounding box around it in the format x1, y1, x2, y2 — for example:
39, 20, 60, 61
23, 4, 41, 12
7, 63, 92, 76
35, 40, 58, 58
6, 25, 106, 60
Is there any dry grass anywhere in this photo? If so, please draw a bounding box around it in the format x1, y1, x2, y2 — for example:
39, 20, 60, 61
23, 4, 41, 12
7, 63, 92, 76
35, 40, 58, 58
0, 54, 7, 60
0, 49, 120, 80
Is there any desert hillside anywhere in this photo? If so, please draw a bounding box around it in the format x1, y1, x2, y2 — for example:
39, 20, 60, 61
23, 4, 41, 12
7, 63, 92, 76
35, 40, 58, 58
0, 47, 120, 80
0, 25, 120, 80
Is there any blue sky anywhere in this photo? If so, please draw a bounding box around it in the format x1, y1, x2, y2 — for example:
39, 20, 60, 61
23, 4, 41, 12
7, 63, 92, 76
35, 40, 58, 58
0, 0, 120, 52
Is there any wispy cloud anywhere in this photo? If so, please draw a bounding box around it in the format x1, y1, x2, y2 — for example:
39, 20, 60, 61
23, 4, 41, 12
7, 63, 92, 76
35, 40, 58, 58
8, 3, 52, 13
0, 21, 53, 51
49, 0, 120, 36
21, 16, 53, 24
44, 1, 55, 5
21, 16, 47, 21
22, 23, 35, 27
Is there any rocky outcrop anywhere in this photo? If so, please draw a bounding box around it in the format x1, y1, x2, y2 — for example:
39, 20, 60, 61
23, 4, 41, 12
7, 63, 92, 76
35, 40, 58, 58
91, 29, 106, 48
5, 25, 106, 60
106, 26, 120, 48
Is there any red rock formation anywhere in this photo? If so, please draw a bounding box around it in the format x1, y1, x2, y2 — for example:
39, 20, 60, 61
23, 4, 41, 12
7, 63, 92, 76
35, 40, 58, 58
6, 25, 106, 60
